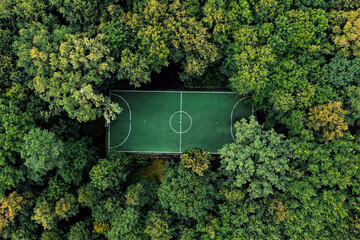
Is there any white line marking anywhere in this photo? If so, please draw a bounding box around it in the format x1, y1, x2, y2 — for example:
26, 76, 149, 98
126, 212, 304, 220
169, 111, 192, 134
109, 90, 251, 153
108, 90, 111, 151
180, 92, 182, 152
111, 90, 235, 94
230, 96, 251, 143
108, 92, 111, 151
117, 150, 220, 154
109, 94, 132, 149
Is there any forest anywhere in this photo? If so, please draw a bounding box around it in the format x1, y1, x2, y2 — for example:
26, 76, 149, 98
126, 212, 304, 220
0, 0, 360, 239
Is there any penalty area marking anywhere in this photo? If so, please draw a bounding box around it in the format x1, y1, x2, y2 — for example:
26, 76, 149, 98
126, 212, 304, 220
109, 94, 132, 149
169, 111, 192, 134
230, 96, 251, 143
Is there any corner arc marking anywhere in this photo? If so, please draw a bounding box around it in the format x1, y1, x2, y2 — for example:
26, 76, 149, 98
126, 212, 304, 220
230, 96, 251, 143
109, 94, 132, 149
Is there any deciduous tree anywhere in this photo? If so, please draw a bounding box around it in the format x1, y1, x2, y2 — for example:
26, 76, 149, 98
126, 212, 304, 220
15, 23, 121, 122
55, 193, 78, 220
32, 200, 57, 230
144, 212, 174, 240
21, 128, 64, 183
106, 207, 144, 240
180, 149, 212, 176
328, 56, 360, 89
158, 162, 218, 220
0, 191, 28, 235
89, 152, 132, 191
327, 9, 360, 58
219, 116, 296, 199
307, 101, 349, 142
344, 85, 360, 126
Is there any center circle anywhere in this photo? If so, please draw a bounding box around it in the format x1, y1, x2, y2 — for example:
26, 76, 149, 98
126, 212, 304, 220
169, 111, 192, 134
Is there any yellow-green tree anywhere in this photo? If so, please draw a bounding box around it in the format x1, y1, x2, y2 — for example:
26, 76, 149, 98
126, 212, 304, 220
327, 9, 360, 58
32, 200, 57, 230
0, 191, 28, 236
15, 23, 121, 122
144, 212, 174, 240
180, 149, 212, 176
307, 101, 348, 142
54, 193, 78, 220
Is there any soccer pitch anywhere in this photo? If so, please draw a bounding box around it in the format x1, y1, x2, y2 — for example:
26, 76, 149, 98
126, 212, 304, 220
107, 90, 252, 154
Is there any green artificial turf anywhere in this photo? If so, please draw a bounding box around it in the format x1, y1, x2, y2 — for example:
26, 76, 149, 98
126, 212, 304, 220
108, 91, 252, 153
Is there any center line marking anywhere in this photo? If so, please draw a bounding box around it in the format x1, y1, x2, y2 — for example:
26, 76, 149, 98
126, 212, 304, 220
180, 92, 182, 153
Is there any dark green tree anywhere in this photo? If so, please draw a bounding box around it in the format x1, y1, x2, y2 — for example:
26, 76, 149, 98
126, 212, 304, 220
21, 128, 64, 183
158, 162, 218, 220
219, 116, 296, 198
89, 153, 132, 191
144, 211, 174, 240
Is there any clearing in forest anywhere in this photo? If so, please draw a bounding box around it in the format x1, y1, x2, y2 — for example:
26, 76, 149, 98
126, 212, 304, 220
107, 90, 252, 154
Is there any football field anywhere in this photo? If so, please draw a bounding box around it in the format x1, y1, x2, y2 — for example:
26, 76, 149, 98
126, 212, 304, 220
108, 91, 252, 153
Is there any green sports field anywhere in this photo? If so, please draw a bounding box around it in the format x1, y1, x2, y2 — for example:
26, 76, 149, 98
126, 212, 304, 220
107, 91, 252, 153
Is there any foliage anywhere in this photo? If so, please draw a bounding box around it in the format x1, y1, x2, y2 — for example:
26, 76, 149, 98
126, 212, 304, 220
106, 207, 143, 240
118, 49, 152, 87
21, 128, 64, 183
328, 56, 360, 89
166, 0, 219, 82
93, 221, 109, 234
57, 137, 95, 185
144, 212, 174, 240
158, 162, 218, 220
54, 193, 78, 220
203, 0, 253, 46
15, 24, 121, 122
307, 101, 349, 142
124, 179, 158, 210
32, 200, 57, 230
48, 0, 103, 33
286, 133, 360, 238
0, 191, 28, 235
1, 0, 360, 238
279, 9, 328, 52
268, 199, 290, 224
226, 26, 276, 96
180, 149, 212, 176
327, 9, 360, 58
0, 93, 35, 153
89, 153, 131, 191
219, 116, 296, 198
0, 0, 48, 29
138, 157, 166, 182
103, 18, 131, 59
344, 85, 360, 126
41, 230, 62, 240
329, 0, 360, 10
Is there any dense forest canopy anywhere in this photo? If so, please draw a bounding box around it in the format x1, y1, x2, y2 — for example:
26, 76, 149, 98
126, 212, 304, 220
0, 0, 360, 239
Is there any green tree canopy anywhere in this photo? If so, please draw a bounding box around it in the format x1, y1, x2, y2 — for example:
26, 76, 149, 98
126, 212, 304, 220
158, 162, 218, 220
219, 116, 296, 198
180, 149, 212, 176
307, 101, 349, 142
89, 153, 132, 191
15, 23, 121, 122
21, 128, 64, 183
